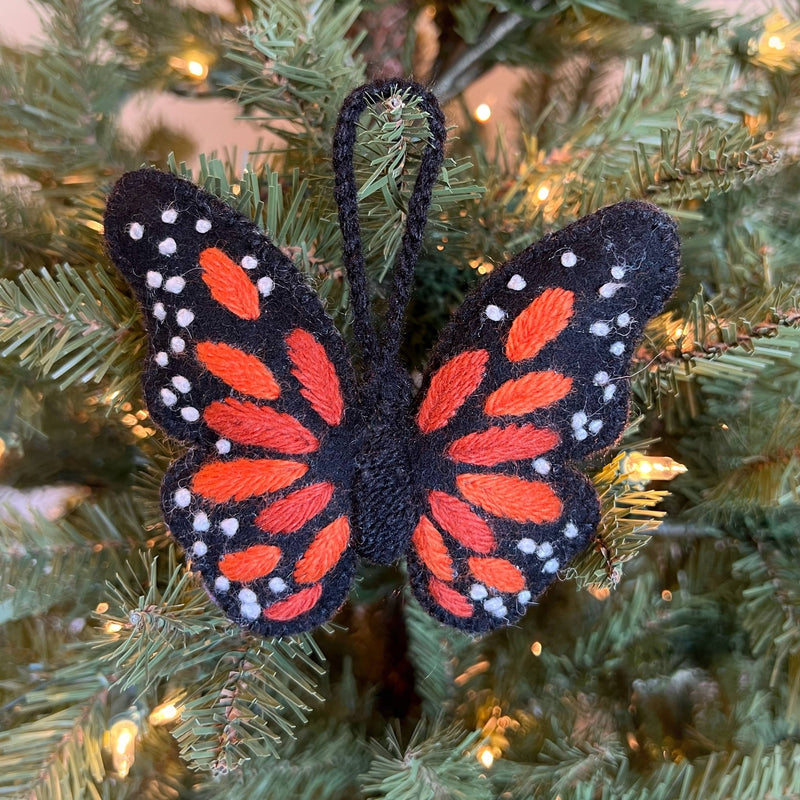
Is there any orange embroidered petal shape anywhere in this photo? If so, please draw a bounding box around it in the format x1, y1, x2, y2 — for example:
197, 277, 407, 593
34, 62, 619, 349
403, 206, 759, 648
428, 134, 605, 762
447, 424, 560, 466
484, 371, 573, 417
255, 483, 335, 534
285, 329, 344, 426
294, 516, 351, 584
412, 515, 453, 582
428, 490, 495, 554
219, 544, 281, 582
429, 578, 473, 617
204, 399, 318, 454
456, 473, 562, 524
468, 556, 525, 593
264, 584, 323, 621
199, 248, 260, 320
416, 350, 489, 434
192, 459, 307, 502
195, 341, 280, 400
506, 288, 574, 362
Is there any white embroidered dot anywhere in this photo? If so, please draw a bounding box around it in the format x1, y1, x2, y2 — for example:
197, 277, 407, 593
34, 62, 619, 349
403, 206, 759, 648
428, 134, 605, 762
241, 255, 258, 270
146, 270, 163, 288
484, 596, 505, 612
174, 488, 191, 508
534, 458, 551, 475
574, 428, 589, 441
180, 406, 200, 422
593, 371, 610, 386
172, 375, 191, 393
155, 351, 169, 367
517, 590, 532, 605
470, 583, 488, 600
611, 265, 626, 280
589, 419, 604, 434
176, 308, 195, 327
241, 602, 261, 620
128, 222, 144, 240
535, 542, 554, 559
153, 302, 166, 321
192, 540, 207, 557
192, 512, 210, 532
195, 218, 211, 233
571, 411, 588, 429
507, 274, 527, 291
161, 208, 178, 224
590, 321, 610, 336
257, 276, 274, 297
542, 558, 560, 574
603, 384, 617, 402
485, 598, 507, 617
238, 588, 257, 604
158, 237, 177, 256
485, 304, 506, 321
599, 282, 625, 299
220, 518, 239, 537
214, 576, 230, 593
517, 538, 536, 554
170, 336, 185, 354
563, 521, 579, 539
268, 577, 287, 593
160, 387, 177, 407
561, 250, 577, 267
216, 439, 231, 455
164, 276, 185, 293
616, 312, 631, 327
610, 341, 625, 356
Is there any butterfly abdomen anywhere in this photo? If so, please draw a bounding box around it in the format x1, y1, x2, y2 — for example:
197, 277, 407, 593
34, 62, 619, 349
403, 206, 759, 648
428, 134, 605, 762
351, 373, 419, 564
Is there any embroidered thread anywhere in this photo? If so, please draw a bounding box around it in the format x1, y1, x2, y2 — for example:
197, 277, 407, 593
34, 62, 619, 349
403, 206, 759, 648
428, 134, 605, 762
468, 556, 525, 592
429, 577, 473, 617
255, 483, 335, 533
285, 329, 345, 425
484, 371, 573, 416
264, 583, 323, 621
447, 424, 560, 466
196, 341, 280, 399
506, 288, 574, 362
412, 515, 454, 581
199, 247, 260, 320
428, 490, 496, 554
192, 458, 308, 502
294, 516, 350, 583
219, 544, 282, 582
456, 473, 562, 523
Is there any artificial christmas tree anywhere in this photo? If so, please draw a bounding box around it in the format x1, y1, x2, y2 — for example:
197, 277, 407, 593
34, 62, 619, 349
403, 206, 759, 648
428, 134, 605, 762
1, 1, 799, 798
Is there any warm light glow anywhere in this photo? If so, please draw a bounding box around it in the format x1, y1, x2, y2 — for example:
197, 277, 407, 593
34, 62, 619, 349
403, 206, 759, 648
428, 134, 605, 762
531, 641, 543, 656
187, 59, 208, 78
478, 747, 495, 768
108, 718, 138, 778
768, 35, 786, 50
622, 452, 687, 484
474, 103, 492, 122
105, 621, 123, 634
661, 589, 673, 602
588, 585, 611, 601
85, 220, 105, 234
95, 602, 109, 614
536, 185, 550, 202
149, 702, 180, 726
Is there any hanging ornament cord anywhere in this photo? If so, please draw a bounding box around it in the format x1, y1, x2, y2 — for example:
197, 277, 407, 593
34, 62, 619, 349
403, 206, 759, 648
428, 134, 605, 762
332, 79, 447, 380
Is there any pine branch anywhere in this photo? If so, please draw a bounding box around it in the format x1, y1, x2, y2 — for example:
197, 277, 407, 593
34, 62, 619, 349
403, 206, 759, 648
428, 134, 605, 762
0, 263, 142, 394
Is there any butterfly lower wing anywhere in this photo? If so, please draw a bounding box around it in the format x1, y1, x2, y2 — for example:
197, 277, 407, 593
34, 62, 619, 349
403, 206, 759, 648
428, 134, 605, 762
409, 201, 680, 632
105, 169, 359, 635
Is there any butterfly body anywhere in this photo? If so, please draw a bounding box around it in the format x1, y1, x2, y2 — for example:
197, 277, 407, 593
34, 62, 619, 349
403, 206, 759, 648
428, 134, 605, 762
104, 80, 680, 637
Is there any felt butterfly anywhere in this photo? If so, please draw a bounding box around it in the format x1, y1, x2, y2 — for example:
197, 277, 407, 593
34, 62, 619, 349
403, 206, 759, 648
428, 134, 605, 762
104, 79, 680, 636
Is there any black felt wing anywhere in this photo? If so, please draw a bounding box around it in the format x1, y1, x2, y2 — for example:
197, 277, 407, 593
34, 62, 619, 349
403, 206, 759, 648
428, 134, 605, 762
105, 169, 360, 636
406, 201, 681, 633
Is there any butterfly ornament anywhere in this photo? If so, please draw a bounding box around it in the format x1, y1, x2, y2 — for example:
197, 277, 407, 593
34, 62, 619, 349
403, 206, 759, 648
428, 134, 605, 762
104, 79, 680, 636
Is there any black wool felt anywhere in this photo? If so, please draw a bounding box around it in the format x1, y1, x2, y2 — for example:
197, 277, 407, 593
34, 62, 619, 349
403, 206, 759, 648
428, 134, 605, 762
104, 78, 681, 638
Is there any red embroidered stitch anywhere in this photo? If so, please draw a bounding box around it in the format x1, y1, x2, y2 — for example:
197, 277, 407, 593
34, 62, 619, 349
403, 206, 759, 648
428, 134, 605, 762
192, 458, 308, 502
484, 371, 573, 416
219, 544, 282, 582
285, 329, 345, 426
294, 516, 350, 583
199, 248, 260, 320
506, 288, 574, 362
468, 556, 525, 593
264, 584, 323, 621
456, 473, 562, 523
412, 515, 453, 581
204, 399, 319, 453
447, 424, 560, 466
195, 341, 280, 400
428, 490, 496, 554
429, 577, 473, 617
255, 483, 335, 534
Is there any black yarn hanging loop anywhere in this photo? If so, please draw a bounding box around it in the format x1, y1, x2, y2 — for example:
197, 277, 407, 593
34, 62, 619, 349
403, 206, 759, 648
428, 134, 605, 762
332, 78, 446, 373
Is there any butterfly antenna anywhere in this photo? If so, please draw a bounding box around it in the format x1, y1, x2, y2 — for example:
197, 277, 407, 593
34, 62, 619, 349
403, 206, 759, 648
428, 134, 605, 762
332, 78, 447, 377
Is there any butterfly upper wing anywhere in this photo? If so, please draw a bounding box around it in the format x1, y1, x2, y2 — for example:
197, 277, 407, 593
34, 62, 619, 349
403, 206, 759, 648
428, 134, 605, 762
104, 169, 360, 636
407, 201, 681, 632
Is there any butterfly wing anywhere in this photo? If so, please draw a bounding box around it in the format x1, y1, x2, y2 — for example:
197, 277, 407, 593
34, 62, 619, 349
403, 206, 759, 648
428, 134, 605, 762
407, 201, 681, 632
105, 169, 360, 636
